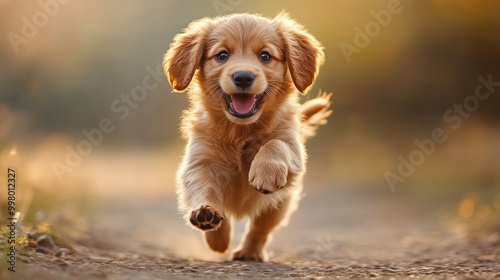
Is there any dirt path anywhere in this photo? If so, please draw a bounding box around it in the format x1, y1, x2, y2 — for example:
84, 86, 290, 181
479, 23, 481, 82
4, 189, 500, 279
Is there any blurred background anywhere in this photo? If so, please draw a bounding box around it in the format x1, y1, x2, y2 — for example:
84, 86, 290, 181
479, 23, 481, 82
0, 0, 499, 259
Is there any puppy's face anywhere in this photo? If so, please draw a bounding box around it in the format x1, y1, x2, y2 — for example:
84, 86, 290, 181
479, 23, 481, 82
164, 13, 325, 125
202, 17, 287, 124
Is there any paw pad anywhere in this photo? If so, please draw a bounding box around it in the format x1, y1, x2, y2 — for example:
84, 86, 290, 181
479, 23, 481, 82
189, 205, 223, 231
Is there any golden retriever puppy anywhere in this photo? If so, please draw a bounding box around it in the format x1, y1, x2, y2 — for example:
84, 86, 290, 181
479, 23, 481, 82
163, 12, 331, 261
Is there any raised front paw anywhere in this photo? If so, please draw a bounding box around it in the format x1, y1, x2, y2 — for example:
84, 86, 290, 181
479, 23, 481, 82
189, 205, 224, 231
249, 158, 288, 194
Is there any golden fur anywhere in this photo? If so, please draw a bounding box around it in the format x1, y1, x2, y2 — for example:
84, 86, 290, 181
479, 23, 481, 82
163, 12, 331, 261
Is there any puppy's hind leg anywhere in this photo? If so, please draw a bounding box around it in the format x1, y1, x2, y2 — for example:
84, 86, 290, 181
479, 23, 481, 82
232, 192, 300, 262
205, 217, 232, 253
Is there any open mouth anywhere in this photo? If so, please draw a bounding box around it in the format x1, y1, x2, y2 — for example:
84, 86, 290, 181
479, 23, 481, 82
223, 93, 264, 118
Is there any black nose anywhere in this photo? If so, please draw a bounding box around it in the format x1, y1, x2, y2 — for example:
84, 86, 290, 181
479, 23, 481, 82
232, 71, 255, 90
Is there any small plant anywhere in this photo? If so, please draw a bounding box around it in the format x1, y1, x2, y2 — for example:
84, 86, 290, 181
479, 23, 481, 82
1, 217, 70, 259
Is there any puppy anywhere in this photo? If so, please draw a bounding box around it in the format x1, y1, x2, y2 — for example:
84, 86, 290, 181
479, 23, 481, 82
163, 12, 332, 261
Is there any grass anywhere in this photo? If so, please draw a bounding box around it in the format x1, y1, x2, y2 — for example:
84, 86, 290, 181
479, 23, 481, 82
0, 217, 71, 260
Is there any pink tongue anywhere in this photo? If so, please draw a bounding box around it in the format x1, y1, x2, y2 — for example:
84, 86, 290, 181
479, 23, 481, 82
231, 94, 255, 114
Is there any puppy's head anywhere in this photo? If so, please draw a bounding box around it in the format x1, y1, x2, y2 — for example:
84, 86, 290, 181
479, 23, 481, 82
164, 13, 325, 124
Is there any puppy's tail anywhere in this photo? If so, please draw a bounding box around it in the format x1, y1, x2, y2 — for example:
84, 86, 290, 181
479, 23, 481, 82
300, 90, 333, 139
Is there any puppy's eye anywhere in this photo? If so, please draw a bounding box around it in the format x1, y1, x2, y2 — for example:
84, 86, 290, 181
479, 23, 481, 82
215, 51, 229, 62
259, 51, 271, 63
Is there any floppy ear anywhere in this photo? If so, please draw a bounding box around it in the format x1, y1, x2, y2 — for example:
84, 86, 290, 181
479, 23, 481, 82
163, 18, 211, 92
274, 13, 325, 94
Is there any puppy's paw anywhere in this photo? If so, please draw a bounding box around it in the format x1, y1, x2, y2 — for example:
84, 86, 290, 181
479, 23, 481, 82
249, 158, 288, 194
189, 205, 224, 231
232, 248, 266, 262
